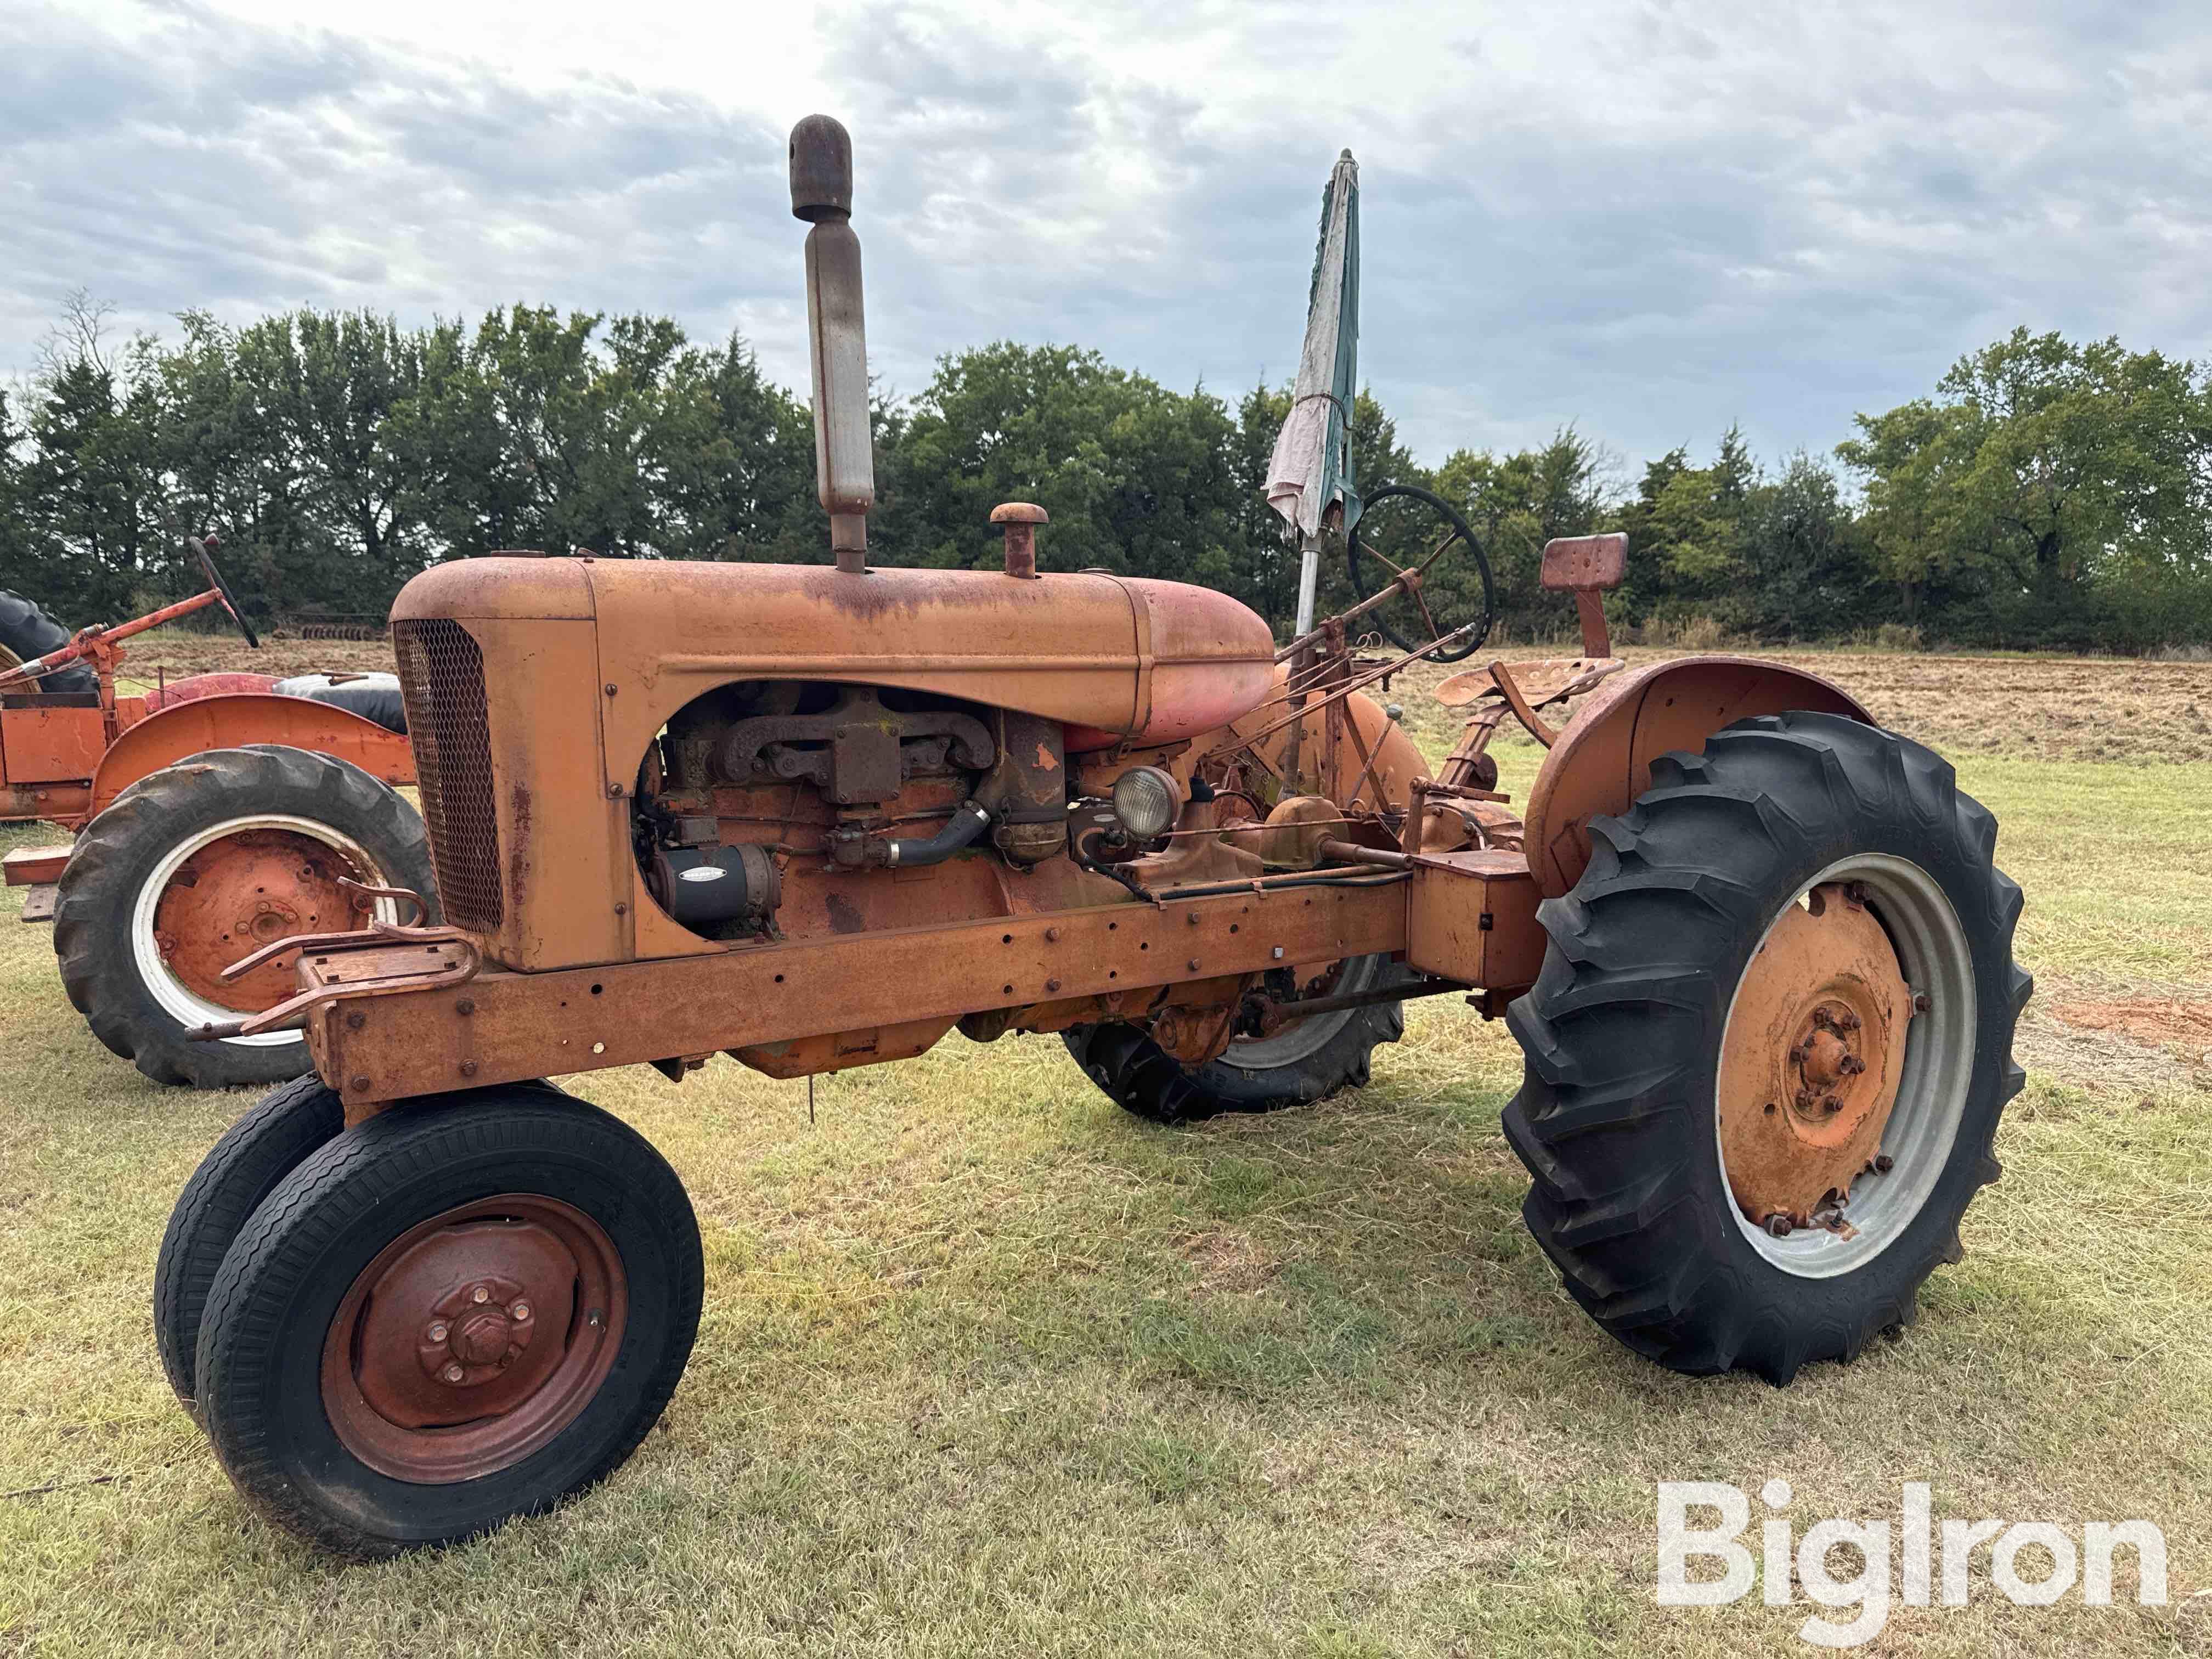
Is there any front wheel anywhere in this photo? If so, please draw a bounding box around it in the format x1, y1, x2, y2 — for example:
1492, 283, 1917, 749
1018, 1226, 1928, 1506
193, 1087, 703, 1558
1503, 712, 2030, 1383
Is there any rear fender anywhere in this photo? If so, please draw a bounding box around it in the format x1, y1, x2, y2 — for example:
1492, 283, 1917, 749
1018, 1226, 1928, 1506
91, 693, 415, 816
1521, 655, 1872, 899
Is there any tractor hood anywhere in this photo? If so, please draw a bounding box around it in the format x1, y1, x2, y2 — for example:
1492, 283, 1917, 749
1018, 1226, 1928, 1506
391, 555, 1279, 758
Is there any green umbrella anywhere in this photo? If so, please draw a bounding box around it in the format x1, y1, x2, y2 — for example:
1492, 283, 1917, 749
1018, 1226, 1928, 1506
1265, 149, 1361, 633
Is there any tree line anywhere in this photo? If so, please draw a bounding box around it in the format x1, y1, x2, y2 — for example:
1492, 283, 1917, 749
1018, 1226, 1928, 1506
7, 294, 2211, 654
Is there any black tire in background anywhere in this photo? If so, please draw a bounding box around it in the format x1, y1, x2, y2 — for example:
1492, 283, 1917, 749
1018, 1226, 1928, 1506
194, 1089, 703, 1559
53, 744, 436, 1088
0, 589, 96, 694
1503, 712, 2030, 1384
1065, 952, 1411, 1125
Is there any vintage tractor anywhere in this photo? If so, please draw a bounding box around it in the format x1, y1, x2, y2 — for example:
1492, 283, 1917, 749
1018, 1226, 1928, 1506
1, 539, 429, 1087
156, 119, 2028, 1558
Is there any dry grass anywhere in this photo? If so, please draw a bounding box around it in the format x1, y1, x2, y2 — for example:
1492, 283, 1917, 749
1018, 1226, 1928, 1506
1, 644, 2207, 1655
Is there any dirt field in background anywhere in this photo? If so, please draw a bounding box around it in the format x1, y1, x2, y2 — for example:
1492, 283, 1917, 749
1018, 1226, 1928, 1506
120, 628, 2212, 766
1402, 647, 2212, 766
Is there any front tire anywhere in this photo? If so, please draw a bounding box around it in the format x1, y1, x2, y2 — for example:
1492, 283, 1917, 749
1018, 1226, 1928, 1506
53, 744, 435, 1088
154, 1075, 346, 1409
194, 1088, 703, 1558
1503, 713, 2030, 1383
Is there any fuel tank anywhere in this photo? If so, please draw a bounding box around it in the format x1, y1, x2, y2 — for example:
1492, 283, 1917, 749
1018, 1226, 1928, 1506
391, 556, 1278, 758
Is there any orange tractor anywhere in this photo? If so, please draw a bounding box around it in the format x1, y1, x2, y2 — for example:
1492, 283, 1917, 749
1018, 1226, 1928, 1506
1, 538, 427, 1087
155, 119, 2029, 1558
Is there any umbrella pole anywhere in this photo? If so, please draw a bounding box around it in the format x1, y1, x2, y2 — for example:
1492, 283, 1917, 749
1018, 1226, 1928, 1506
1293, 533, 1324, 636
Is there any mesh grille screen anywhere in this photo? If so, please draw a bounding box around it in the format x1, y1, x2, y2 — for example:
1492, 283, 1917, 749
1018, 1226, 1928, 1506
393, 619, 504, 931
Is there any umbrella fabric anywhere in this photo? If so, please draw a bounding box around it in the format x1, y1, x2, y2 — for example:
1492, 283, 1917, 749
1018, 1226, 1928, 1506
1265, 149, 1361, 545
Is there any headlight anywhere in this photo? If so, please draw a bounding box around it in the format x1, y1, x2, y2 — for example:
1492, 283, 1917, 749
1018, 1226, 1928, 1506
1110, 766, 1181, 840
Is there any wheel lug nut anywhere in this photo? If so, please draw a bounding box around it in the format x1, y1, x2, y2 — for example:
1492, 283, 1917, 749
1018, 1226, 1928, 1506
1763, 1213, 1794, 1238
441, 1362, 466, 1384
1821, 1096, 1843, 1114
426, 1321, 449, 1344
511, 1301, 531, 1322
471, 1285, 491, 1304
1874, 1154, 1894, 1174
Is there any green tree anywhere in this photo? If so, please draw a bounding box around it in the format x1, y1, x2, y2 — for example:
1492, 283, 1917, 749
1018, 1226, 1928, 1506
654, 334, 817, 562
20, 294, 166, 620
876, 342, 1243, 586
1839, 329, 2212, 645
1434, 426, 1613, 639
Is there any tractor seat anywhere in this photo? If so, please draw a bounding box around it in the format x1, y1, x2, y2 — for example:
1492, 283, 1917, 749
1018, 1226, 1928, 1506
273, 673, 408, 736
1434, 656, 1623, 712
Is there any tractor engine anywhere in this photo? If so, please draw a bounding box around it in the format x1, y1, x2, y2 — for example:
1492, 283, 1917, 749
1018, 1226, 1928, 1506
631, 676, 1080, 943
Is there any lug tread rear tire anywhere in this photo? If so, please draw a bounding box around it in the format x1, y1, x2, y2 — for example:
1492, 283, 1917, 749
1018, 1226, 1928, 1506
1064, 954, 1410, 1125
0, 590, 96, 694
1502, 713, 2028, 1384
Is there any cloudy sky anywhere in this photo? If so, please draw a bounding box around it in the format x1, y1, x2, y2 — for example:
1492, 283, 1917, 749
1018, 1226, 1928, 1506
4, 0, 2209, 476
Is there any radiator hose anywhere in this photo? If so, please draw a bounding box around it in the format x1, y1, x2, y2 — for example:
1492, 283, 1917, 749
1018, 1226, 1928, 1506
885, 800, 992, 867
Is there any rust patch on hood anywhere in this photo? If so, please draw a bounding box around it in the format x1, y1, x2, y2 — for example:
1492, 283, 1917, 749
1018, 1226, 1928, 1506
506, 784, 534, 909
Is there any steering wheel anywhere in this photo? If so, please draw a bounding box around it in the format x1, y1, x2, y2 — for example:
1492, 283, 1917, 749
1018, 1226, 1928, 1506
189, 532, 260, 650
1345, 483, 1494, 664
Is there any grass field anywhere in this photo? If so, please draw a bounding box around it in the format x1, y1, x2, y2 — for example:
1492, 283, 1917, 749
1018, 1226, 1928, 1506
2, 640, 2208, 1655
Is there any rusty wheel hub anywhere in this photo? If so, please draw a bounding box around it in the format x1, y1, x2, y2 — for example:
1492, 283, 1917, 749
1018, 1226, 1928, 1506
151, 826, 370, 1014
322, 1194, 627, 1483
1718, 883, 1915, 1234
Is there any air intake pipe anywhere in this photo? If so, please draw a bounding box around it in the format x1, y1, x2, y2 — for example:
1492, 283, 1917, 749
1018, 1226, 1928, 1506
790, 114, 873, 575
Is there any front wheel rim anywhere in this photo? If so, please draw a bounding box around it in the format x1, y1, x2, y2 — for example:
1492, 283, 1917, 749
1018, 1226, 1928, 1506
1716, 853, 1977, 1278
321, 1193, 629, 1483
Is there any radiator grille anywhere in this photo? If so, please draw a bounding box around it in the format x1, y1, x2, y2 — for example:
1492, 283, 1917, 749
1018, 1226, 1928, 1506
393, 618, 504, 932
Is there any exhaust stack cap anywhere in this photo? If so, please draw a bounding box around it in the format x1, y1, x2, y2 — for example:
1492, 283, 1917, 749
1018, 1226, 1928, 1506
790, 115, 853, 222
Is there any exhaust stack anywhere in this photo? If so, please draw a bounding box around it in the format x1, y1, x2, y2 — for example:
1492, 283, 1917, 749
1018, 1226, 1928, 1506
790, 115, 873, 575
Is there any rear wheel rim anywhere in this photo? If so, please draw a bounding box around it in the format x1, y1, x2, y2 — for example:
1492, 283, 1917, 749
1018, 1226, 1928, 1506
321, 1193, 629, 1483
129, 813, 396, 1048
1716, 853, 1976, 1277
1220, 953, 1380, 1070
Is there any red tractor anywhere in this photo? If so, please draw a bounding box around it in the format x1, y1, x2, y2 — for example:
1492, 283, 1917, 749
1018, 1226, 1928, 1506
2, 537, 430, 1087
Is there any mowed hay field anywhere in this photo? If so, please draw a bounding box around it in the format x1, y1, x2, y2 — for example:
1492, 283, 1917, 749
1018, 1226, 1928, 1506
2, 637, 2209, 1656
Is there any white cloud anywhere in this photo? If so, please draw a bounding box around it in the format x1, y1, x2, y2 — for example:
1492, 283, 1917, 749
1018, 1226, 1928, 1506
6, 0, 2210, 473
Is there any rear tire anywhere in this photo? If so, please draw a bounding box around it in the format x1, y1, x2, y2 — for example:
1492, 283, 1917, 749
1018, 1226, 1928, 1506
53, 745, 435, 1088
1065, 952, 1410, 1125
1503, 713, 2029, 1383
0, 589, 95, 694
194, 1088, 703, 1558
